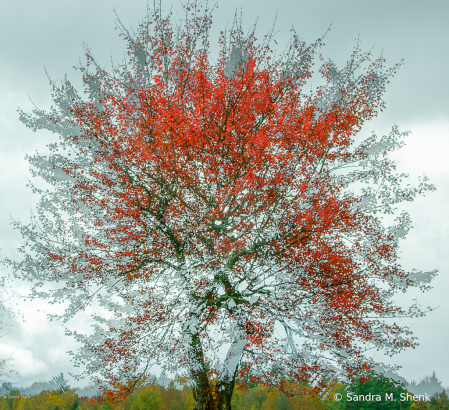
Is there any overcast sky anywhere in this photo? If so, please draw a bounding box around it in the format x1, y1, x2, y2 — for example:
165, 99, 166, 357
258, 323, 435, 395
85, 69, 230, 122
0, 0, 448, 390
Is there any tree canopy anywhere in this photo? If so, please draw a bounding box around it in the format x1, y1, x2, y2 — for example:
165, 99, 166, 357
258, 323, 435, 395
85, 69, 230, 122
5, 1, 437, 409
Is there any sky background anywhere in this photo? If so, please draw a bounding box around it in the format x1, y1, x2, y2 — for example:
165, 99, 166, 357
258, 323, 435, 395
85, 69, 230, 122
0, 0, 448, 390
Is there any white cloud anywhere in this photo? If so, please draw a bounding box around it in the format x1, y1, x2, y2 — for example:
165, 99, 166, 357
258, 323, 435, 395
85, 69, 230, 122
0, 344, 48, 377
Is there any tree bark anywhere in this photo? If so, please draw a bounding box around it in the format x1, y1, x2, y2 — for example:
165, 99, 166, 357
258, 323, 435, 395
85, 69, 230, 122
188, 332, 237, 410
189, 332, 216, 410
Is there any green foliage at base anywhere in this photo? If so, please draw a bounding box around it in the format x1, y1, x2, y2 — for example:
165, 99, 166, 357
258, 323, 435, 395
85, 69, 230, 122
0, 374, 447, 410
332, 371, 412, 409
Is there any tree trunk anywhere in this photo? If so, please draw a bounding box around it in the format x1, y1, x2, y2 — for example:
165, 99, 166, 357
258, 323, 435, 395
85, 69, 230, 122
215, 379, 235, 410
189, 332, 236, 410
188, 332, 216, 410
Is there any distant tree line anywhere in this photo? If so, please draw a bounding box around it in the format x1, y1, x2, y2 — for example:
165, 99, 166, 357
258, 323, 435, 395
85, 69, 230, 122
0, 371, 448, 410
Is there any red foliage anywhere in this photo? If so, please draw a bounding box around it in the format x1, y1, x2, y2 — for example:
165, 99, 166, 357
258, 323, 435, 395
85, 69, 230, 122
11, 1, 436, 408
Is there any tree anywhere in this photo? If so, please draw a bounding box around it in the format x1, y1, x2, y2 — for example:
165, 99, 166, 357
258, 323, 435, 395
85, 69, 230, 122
5, 1, 437, 409
130, 389, 163, 410
409, 372, 444, 398
51, 373, 70, 393
430, 389, 449, 410
332, 371, 412, 409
